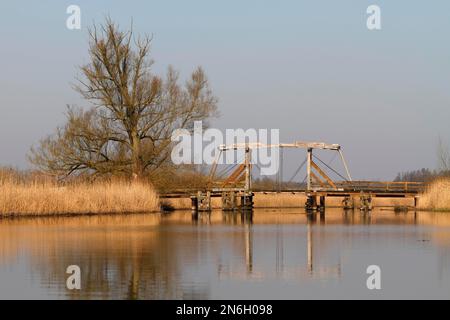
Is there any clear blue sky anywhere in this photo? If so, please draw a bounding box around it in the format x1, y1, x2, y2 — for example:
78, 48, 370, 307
1, 0, 449, 180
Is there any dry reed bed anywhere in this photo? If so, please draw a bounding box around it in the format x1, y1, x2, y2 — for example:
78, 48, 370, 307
0, 179, 159, 217
418, 178, 450, 211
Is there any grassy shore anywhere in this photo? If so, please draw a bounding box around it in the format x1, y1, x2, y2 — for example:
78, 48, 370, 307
0, 170, 159, 217
418, 178, 450, 211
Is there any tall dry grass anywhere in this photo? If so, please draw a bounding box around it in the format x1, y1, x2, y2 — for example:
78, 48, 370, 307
0, 168, 159, 217
418, 178, 450, 211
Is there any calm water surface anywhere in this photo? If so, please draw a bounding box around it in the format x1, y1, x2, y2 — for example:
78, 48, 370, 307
1, 209, 450, 299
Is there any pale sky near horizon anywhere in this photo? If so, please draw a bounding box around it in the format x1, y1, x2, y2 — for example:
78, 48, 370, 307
1, 0, 449, 180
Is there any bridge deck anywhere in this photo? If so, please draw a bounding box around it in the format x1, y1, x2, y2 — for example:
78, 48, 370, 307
160, 181, 423, 199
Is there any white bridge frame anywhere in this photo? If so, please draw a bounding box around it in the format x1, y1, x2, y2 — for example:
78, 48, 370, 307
209, 141, 352, 192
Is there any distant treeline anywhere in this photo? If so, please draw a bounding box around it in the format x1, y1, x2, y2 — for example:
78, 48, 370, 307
394, 168, 450, 182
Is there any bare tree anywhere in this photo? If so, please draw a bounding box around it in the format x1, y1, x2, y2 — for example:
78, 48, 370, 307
437, 135, 450, 173
30, 18, 217, 179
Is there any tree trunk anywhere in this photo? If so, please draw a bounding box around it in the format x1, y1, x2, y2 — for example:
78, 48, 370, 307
131, 132, 143, 180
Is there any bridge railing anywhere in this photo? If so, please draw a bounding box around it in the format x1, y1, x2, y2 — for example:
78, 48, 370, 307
159, 181, 425, 198
335, 181, 424, 193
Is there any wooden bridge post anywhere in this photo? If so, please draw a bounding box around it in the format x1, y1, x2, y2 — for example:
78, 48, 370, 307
306, 148, 313, 191
193, 191, 211, 212
222, 191, 237, 211
191, 196, 198, 212
342, 196, 355, 210
205, 191, 212, 211
359, 192, 372, 212
319, 195, 326, 212
305, 193, 317, 211
240, 192, 254, 211
244, 145, 252, 192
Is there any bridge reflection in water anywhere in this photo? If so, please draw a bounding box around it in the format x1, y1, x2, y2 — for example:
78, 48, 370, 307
194, 210, 343, 281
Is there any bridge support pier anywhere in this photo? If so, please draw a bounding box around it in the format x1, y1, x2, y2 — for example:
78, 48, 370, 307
305, 193, 318, 212
191, 191, 212, 212
191, 196, 198, 212
240, 192, 254, 211
359, 192, 372, 212
318, 196, 326, 212
342, 196, 355, 210
222, 191, 237, 211
305, 194, 326, 212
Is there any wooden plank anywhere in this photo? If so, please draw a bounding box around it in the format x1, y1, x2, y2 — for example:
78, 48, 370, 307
222, 164, 245, 185
310, 172, 326, 187
310, 160, 337, 189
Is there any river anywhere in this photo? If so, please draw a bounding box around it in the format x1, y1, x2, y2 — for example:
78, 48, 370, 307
1, 209, 450, 299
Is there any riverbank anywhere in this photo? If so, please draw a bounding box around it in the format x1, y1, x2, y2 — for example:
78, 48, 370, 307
0, 175, 159, 217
